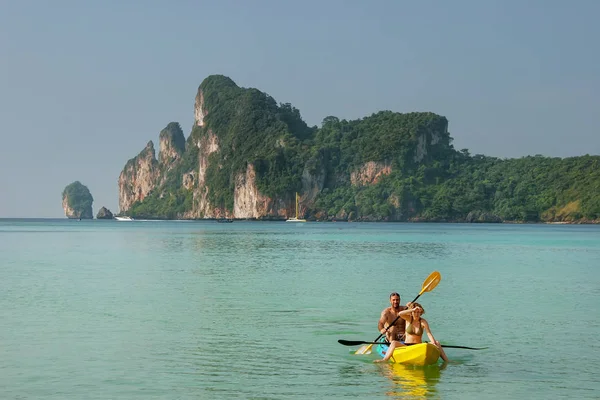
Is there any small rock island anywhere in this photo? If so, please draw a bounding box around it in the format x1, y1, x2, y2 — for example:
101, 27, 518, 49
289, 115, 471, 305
62, 181, 94, 219
96, 207, 114, 219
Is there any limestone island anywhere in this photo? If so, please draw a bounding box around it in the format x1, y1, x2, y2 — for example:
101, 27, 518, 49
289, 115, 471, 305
62, 181, 93, 219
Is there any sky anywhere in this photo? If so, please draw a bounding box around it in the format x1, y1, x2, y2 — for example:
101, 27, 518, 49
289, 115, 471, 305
1, 0, 599, 218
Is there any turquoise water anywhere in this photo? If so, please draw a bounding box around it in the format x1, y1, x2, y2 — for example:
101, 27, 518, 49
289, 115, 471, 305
1, 219, 599, 399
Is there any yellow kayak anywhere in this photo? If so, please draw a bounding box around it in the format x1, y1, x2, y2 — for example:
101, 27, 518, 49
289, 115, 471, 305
375, 342, 440, 366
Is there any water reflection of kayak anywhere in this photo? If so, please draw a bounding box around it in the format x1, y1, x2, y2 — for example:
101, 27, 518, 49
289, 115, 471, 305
379, 362, 443, 398
376, 342, 440, 365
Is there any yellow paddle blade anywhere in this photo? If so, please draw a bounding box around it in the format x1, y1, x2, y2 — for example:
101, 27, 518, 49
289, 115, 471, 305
419, 271, 441, 295
355, 343, 373, 355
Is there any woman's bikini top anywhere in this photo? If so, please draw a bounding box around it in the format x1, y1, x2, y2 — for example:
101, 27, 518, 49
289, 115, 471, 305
405, 318, 423, 336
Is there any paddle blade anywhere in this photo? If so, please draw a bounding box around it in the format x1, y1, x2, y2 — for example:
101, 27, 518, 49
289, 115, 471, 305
420, 271, 441, 294
336, 339, 384, 354
338, 340, 369, 346
354, 344, 373, 355
410, 271, 442, 303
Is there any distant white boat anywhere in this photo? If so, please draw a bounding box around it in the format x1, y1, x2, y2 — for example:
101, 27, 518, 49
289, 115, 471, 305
286, 192, 306, 222
115, 216, 134, 221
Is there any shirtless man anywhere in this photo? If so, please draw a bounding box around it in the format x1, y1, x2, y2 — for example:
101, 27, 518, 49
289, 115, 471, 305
378, 292, 407, 343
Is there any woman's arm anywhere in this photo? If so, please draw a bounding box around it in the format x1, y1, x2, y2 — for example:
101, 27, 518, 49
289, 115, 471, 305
422, 319, 449, 362
422, 319, 436, 344
398, 307, 414, 321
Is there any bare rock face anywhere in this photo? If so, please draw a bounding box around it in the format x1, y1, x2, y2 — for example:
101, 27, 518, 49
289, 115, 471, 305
182, 172, 195, 190
233, 164, 265, 219
232, 164, 288, 219
118, 141, 160, 213
62, 196, 80, 219
194, 90, 206, 127
96, 207, 114, 219
193, 129, 221, 218
350, 161, 392, 186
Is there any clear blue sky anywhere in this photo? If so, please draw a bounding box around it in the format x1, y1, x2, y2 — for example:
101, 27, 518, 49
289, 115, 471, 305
1, 0, 599, 218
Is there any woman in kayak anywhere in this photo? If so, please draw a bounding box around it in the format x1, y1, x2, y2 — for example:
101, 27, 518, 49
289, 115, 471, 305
374, 302, 449, 362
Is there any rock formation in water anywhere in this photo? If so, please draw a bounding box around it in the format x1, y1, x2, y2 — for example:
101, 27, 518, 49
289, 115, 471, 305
117, 75, 452, 220
62, 181, 93, 219
96, 207, 114, 219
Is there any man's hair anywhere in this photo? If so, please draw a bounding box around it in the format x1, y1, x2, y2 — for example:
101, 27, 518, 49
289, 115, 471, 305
389, 292, 400, 299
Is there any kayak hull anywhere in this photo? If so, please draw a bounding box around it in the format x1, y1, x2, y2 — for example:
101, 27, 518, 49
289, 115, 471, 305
375, 342, 440, 366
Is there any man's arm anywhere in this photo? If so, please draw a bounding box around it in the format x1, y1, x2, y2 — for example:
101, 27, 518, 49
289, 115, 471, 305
377, 310, 388, 333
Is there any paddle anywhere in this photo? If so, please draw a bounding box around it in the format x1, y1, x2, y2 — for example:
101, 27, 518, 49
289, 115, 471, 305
338, 339, 488, 350
354, 271, 441, 355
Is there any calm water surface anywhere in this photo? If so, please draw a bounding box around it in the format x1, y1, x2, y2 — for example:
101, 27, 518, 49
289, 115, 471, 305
1, 219, 599, 399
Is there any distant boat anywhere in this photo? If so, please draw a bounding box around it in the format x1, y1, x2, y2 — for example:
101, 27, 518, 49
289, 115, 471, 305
115, 216, 134, 221
286, 192, 306, 222
216, 218, 233, 223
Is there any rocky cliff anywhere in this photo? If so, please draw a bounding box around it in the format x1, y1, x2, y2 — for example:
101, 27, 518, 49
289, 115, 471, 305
118, 141, 160, 212
191, 128, 221, 218
350, 161, 392, 186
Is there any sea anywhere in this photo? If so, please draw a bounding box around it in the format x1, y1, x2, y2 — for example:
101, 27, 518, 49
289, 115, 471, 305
1, 219, 599, 399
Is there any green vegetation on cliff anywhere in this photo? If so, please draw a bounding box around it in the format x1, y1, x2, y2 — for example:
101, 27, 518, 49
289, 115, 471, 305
124, 75, 600, 222
62, 181, 93, 219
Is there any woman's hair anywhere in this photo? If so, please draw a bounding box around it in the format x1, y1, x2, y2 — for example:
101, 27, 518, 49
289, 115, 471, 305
409, 302, 425, 315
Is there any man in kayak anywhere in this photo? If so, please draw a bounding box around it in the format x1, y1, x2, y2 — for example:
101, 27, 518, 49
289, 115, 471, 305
378, 292, 407, 343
